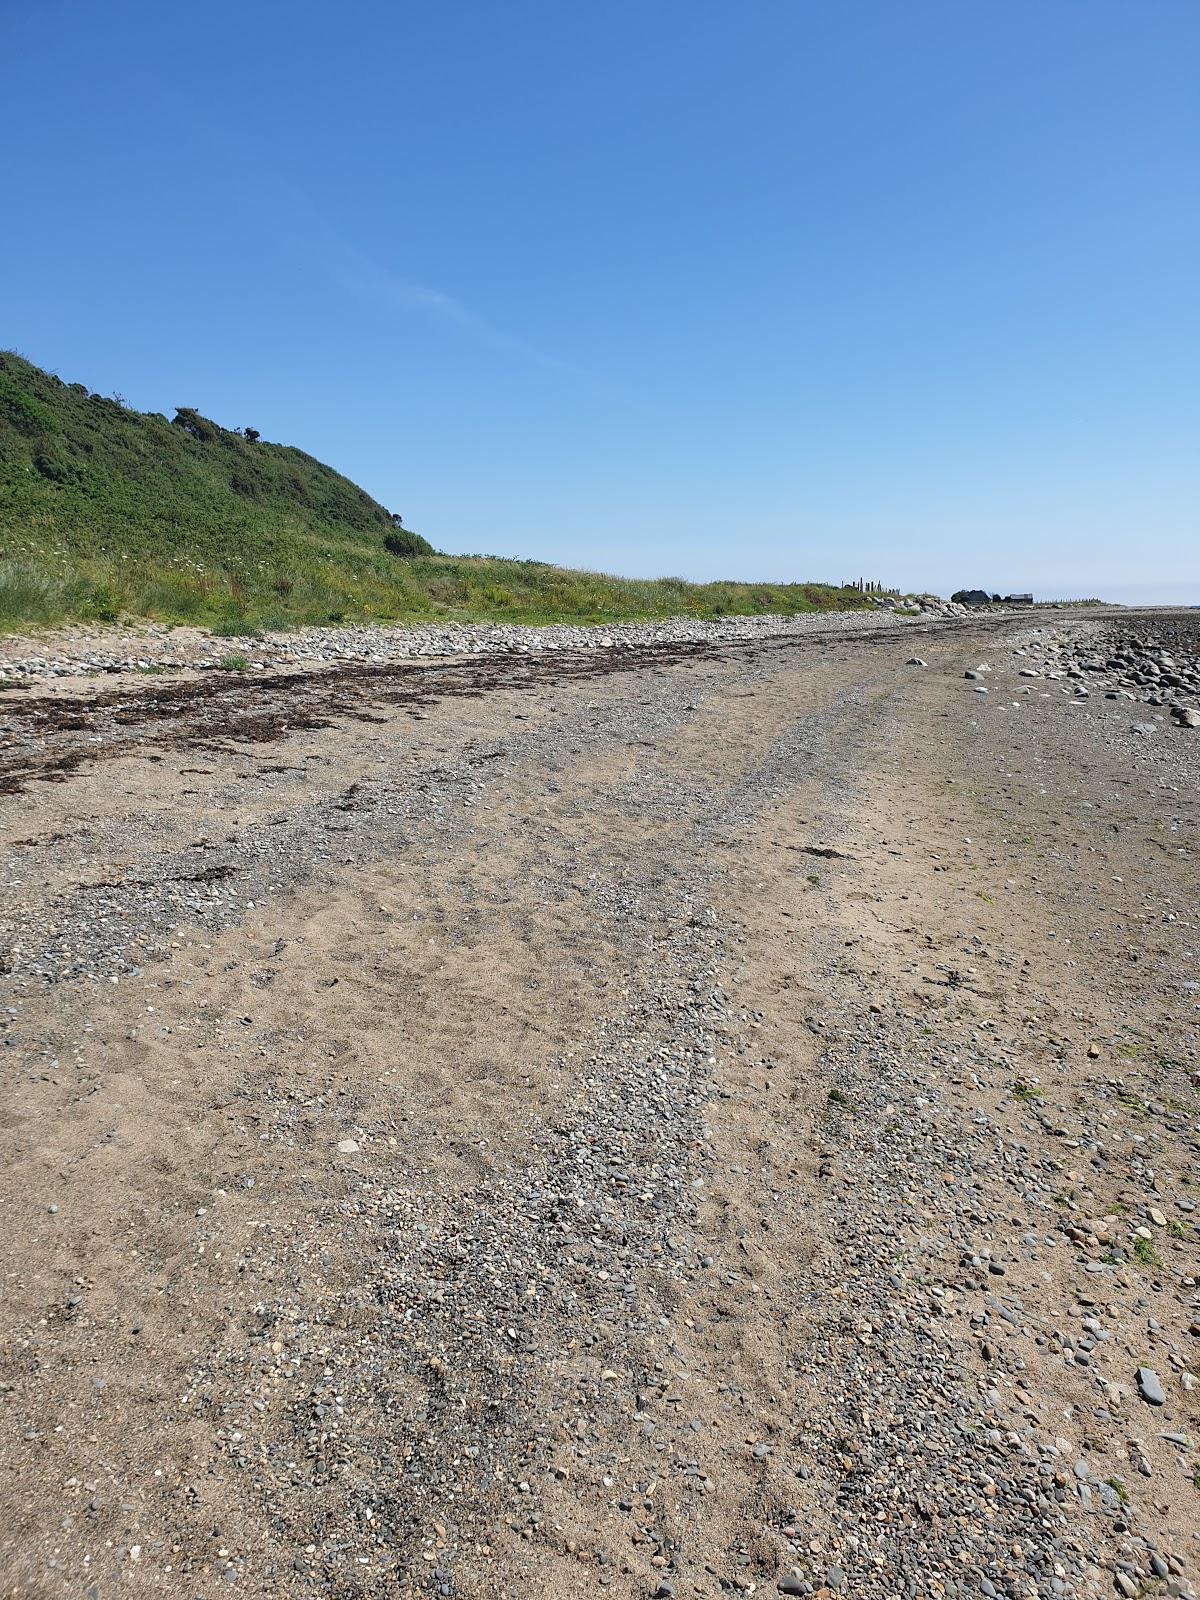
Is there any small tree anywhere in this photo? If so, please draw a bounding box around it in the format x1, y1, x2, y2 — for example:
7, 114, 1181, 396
244, 427, 260, 442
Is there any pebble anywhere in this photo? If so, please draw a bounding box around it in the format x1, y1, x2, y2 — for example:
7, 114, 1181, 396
0, 604, 974, 684
1136, 1367, 1166, 1406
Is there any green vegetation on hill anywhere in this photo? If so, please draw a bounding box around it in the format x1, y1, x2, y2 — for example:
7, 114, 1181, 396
0, 352, 867, 631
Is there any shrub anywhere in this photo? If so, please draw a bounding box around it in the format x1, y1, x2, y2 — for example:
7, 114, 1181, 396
82, 581, 121, 622
384, 527, 432, 557
172, 407, 222, 443
32, 445, 75, 483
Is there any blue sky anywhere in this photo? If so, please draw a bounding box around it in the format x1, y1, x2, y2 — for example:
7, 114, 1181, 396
6, 0, 1198, 601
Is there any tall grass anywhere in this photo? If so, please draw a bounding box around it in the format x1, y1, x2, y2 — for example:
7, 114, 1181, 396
0, 550, 868, 632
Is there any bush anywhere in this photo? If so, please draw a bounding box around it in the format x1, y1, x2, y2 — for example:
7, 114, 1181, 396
82, 581, 120, 621
172, 406, 222, 443
32, 445, 76, 483
384, 527, 432, 557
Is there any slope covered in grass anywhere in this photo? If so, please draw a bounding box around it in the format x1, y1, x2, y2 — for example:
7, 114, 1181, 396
0, 352, 866, 631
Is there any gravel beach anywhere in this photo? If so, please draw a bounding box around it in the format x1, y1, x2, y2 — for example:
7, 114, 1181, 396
1, 609, 1197, 1600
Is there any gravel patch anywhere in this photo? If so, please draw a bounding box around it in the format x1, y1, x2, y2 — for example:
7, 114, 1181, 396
0, 601, 984, 683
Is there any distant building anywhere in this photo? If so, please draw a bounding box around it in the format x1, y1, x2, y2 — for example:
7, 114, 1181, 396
951, 588, 1034, 607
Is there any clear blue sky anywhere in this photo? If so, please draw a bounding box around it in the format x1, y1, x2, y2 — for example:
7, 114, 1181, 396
6, 1, 1198, 602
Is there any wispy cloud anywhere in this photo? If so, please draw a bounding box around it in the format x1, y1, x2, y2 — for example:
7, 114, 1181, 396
160, 80, 630, 398
325, 232, 615, 388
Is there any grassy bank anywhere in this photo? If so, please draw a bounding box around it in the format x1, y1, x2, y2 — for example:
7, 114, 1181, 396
0, 548, 869, 633
1, 352, 867, 631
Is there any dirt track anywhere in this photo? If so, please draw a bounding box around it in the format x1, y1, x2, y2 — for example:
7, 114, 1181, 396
1, 615, 1198, 1600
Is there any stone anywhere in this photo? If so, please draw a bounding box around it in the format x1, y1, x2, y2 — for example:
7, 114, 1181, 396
336, 1138, 361, 1155
1136, 1367, 1166, 1406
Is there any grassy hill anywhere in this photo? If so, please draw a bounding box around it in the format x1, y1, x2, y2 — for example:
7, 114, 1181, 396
0, 352, 867, 632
